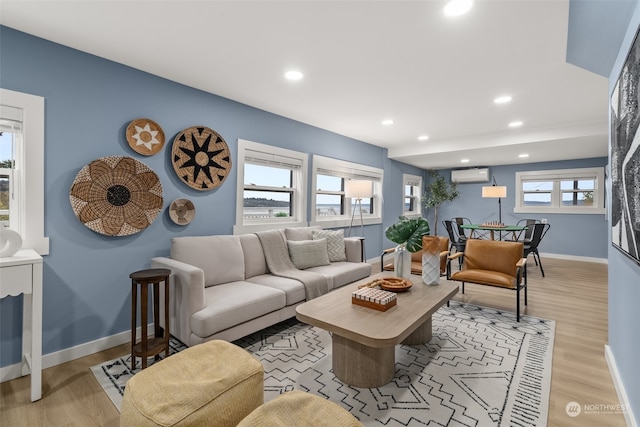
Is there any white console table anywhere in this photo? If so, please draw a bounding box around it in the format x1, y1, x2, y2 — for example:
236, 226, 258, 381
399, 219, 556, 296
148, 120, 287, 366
0, 249, 43, 402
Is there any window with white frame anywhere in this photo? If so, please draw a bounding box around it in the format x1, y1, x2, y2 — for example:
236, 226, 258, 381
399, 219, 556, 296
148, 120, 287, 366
515, 167, 605, 214
403, 173, 422, 217
311, 155, 383, 228
0, 109, 21, 228
0, 89, 48, 254
234, 139, 308, 233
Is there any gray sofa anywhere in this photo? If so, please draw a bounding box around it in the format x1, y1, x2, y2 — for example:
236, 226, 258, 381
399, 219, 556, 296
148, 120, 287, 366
151, 227, 371, 346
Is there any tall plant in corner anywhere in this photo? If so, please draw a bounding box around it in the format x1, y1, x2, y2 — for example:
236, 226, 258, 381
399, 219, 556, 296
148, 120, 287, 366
422, 169, 460, 235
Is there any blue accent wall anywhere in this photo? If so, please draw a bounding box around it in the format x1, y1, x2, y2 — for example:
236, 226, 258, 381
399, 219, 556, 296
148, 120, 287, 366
608, 1, 640, 420
0, 26, 423, 366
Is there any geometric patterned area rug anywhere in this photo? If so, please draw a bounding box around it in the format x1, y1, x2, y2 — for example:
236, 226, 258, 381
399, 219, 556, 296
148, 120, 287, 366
91, 302, 555, 426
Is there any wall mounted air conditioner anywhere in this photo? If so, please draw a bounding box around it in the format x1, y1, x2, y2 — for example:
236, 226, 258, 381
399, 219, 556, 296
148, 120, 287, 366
451, 168, 490, 184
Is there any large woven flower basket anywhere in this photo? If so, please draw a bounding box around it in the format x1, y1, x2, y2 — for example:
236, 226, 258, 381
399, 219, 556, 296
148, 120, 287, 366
69, 156, 163, 236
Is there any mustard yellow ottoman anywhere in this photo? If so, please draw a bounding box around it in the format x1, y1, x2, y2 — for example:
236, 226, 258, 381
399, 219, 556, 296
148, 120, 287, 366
237, 390, 363, 427
120, 340, 264, 427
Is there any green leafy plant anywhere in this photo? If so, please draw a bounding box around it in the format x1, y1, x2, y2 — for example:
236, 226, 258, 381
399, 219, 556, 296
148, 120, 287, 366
384, 216, 430, 253
422, 169, 460, 235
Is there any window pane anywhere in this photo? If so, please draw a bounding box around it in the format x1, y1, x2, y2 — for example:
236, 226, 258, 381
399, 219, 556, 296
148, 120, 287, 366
522, 181, 553, 191
316, 194, 344, 217
244, 163, 291, 187
359, 199, 373, 215
317, 174, 342, 192
404, 197, 415, 212
243, 190, 291, 218
523, 192, 551, 206
0, 174, 9, 225
1, 131, 13, 226
404, 184, 414, 196
562, 191, 594, 206
560, 179, 595, 191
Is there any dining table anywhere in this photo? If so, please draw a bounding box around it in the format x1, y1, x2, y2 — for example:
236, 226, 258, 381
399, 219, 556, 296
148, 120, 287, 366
459, 223, 526, 241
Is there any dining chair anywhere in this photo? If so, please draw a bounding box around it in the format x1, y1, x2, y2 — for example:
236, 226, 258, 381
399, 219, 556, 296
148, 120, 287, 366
443, 220, 466, 269
523, 223, 550, 277
452, 217, 471, 240
509, 218, 541, 243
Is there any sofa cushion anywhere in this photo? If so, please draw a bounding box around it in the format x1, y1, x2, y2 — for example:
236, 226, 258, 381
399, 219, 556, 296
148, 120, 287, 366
246, 274, 306, 306
284, 226, 322, 241
191, 282, 286, 337
239, 233, 269, 279
172, 235, 245, 287
306, 262, 372, 290
287, 239, 330, 269
312, 229, 347, 262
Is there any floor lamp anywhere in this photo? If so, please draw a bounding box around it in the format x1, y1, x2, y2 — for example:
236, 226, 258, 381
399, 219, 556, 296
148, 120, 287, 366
345, 179, 372, 238
481, 179, 507, 223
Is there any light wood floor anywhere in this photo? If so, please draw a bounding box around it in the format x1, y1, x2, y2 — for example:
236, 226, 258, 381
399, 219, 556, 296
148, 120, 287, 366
0, 257, 627, 426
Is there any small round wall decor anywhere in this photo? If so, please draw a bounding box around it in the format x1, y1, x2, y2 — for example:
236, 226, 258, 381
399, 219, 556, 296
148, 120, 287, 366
171, 126, 232, 191
169, 198, 196, 225
126, 118, 165, 156
69, 156, 164, 236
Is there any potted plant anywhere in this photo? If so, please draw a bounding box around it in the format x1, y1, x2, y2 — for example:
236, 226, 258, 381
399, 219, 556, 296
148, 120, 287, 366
384, 216, 430, 278
422, 169, 460, 235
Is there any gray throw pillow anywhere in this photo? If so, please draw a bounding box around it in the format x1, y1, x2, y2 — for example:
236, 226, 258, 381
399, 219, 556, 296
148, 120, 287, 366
287, 238, 330, 269
312, 229, 347, 262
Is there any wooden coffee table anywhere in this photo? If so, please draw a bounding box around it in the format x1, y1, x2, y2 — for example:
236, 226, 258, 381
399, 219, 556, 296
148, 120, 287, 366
296, 273, 458, 388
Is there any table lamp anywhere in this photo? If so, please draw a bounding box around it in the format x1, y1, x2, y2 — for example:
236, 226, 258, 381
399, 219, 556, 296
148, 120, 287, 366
345, 179, 372, 237
482, 179, 507, 223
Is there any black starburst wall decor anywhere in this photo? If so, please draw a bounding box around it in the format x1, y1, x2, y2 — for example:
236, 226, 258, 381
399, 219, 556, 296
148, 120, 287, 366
171, 126, 232, 191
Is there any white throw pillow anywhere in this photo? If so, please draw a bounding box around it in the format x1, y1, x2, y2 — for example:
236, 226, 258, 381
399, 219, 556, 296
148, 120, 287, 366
287, 238, 330, 269
312, 229, 347, 262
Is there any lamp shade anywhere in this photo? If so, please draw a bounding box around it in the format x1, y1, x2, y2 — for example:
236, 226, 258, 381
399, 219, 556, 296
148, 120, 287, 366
345, 180, 373, 198
482, 185, 507, 198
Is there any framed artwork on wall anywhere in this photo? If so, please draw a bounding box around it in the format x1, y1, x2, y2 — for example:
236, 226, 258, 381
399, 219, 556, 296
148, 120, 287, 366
610, 24, 640, 265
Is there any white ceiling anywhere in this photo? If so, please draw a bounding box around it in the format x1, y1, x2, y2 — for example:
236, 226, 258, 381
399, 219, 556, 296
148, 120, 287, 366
0, 0, 611, 169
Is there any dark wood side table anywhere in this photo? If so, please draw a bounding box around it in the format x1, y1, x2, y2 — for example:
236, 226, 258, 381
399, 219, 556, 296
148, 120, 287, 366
129, 268, 171, 370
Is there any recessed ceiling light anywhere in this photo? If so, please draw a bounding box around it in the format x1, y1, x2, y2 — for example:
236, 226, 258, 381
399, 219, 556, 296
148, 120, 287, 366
382, 119, 394, 126
518, 153, 529, 158
508, 121, 523, 128
461, 159, 470, 163
284, 70, 304, 81
494, 95, 512, 104
444, 0, 474, 17
418, 135, 429, 141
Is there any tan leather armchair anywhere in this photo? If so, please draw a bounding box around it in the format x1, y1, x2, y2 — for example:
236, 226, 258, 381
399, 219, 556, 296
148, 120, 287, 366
381, 236, 450, 276
446, 239, 527, 321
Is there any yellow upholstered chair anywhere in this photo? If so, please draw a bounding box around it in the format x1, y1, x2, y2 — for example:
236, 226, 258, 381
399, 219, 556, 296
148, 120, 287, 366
446, 239, 527, 321
380, 236, 449, 276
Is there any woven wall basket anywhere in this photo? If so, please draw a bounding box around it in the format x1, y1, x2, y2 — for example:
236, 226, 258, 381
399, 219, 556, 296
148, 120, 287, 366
125, 118, 165, 156
171, 126, 232, 191
69, 156, 164, 236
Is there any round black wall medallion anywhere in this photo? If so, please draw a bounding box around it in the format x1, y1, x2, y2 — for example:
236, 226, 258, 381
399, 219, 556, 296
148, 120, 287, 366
171, 126, 232, 191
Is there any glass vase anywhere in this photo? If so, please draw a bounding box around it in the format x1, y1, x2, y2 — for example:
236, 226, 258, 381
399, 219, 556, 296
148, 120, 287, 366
394, 243, 411, 279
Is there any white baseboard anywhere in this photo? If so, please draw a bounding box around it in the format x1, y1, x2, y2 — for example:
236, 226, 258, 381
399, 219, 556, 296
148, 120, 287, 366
0, 324, 151, 383
371, 252, 606, 265
538, 252, 607, 264
605, 344, 637, 427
